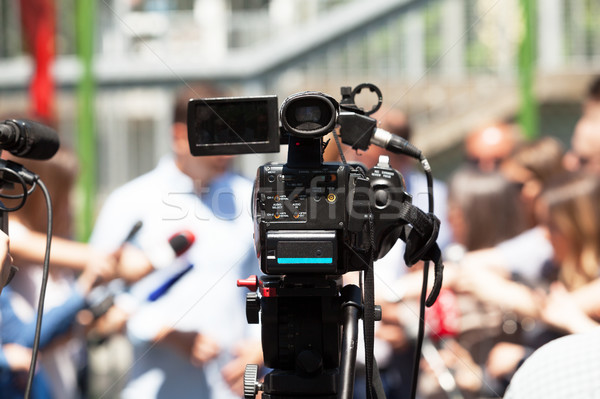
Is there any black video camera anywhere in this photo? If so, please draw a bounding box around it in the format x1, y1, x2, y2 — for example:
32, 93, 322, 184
188, 84, 423, 276
187, 84, 443, 399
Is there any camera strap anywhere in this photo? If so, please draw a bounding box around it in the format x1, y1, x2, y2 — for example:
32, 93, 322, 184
397, 202, 444, 306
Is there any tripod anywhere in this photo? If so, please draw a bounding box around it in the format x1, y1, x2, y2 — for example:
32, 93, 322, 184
239, 275, 367, 399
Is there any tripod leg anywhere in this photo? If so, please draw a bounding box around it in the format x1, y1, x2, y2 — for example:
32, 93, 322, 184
338, 285, 362, 399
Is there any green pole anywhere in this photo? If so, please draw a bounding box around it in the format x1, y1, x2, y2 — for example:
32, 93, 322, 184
75, 0, 96, 241
518, 0, 538, 140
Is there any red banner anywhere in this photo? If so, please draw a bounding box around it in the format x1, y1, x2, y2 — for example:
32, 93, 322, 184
20, 0, 56, 122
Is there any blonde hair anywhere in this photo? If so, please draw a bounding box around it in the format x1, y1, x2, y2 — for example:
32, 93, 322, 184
541, 172, 600, 290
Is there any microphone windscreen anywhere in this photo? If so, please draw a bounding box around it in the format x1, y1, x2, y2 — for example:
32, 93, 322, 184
168, 230, 196, 256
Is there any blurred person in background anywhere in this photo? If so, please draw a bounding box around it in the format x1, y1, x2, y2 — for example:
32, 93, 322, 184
90, 84, 262, 399
456, 75, 600, 284
440, 137, 566, 396
0, 251, 111, 399
536, 172, 600, 321
581, 75, 600, 120
501, 137, 566, 229
410, 136, 564, 397
564, 75, 600, 174
457, 137, 566, 285
437, 76, 600, 399
420, 167, 527, 398
564, 117, 600, 175
0, 147, 135, 399
464, 122, 521, 172
442, 76, 600, 391
459, 171, 600, 394
446, 167, 527, 252
4, 149, 119, 300
502, 171, 600, 399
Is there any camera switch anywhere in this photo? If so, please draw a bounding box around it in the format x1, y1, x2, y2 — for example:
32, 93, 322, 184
237, 275, 259, 291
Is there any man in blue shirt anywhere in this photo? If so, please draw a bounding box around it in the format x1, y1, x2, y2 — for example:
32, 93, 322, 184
90, 85, 262, 399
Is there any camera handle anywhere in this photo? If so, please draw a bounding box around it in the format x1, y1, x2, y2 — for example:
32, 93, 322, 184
338, 284, 364, 399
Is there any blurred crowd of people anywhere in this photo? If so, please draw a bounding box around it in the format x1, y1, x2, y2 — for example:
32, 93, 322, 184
0, 76, 599, 399
0, 85, 260, 399
346, 76, 600, 399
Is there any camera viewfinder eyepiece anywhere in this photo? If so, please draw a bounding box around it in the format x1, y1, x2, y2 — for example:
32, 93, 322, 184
280, 92, 339, 139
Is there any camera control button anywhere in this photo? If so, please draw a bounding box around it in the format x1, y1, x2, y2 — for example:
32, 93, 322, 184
375, 189, 389, 207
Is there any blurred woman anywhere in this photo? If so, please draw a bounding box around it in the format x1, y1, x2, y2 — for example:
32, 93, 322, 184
385, 168, 528, 398
1, 148, 125, 399
535, 171, 600, 335
447, 166, 527, 251
537, 171, 600, 291
463, 171, 600, 395
501, 136, 566, 229
457, 136, 567, 287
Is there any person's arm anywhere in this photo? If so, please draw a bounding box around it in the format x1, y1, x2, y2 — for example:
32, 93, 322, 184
0, 230, 12, 295
221, 338, 263, 395
570, 278, 600, 320
1, 286, 86, 349
10, 227, 117, 280
453, 266, 541, 318
153, 327, 220, 366
1, 262, 104, 349
459, 247, 512, 278
543, 283, 600, 334
28, 293, 87, 348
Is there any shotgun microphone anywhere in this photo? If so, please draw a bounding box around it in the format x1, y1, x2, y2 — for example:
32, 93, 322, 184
0, 119, 59, 160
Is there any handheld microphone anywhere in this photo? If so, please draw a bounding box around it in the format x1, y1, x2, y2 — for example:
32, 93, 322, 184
0, 119, 60, 160
135, 230, 197, 303
145, 230, 196, 270
87, 229, 196, 317
123, 221, 143, 244
147, 263, 193, 302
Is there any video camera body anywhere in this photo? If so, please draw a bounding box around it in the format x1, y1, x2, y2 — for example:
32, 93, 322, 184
189, 85, 415, 276
187, 84, 442, 399
253, 151, 411, 276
